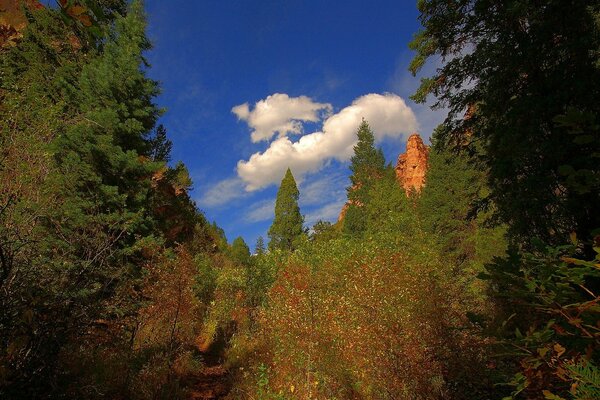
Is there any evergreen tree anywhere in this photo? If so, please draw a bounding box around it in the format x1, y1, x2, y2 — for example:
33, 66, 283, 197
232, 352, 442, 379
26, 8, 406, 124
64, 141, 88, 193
0, 1, 163, 394
364, 165, 414, 236
46, 0, 160, 307
255, 236, 265, 255
417, 129, 507, 320
230, 236, 251, 266
0, 5, 88, 395
412, 3, 600, 397
311, 220, 338, 242
268, 168, 304, 252
149, 124, 173, 162
0, 1, 226, 397
410, 0, 600, 245
417, 128, 506, 268
343, 119, 385, 236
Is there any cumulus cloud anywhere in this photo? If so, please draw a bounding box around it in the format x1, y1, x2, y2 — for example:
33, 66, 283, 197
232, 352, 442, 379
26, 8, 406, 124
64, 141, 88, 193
232, 93, 332, 142
236, 93, 418, 191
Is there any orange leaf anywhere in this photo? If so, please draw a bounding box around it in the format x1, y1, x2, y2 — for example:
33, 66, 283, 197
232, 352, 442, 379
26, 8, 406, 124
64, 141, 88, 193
68, 5, 87, 16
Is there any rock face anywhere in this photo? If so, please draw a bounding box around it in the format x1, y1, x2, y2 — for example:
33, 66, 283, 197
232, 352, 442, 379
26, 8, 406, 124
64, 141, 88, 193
395, 133, 429, 194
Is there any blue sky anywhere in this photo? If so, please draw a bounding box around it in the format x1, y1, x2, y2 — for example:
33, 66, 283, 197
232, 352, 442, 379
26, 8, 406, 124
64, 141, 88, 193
144, 0, 446, 249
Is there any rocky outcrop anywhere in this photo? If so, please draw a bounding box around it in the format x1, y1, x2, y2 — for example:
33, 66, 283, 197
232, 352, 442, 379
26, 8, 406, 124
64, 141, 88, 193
395, 133, 429, 194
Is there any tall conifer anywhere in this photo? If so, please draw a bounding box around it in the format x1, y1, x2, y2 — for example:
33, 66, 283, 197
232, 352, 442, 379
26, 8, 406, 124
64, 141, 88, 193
255, 236, 265, 255
268, 168, 304, 251
343, 119, 385, 236
231, 236, 251, 266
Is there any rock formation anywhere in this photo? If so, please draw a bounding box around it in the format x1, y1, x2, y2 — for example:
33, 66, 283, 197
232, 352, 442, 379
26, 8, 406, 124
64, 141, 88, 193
395, 133, 429, 194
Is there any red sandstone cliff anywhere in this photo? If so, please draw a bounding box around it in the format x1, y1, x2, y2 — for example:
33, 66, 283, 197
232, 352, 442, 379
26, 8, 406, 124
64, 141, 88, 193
395, 133, 429, 194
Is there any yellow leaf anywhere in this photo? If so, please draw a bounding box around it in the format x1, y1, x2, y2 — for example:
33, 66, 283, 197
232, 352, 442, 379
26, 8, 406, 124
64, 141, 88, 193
290, 384, 295, 393
553, 343, 566, 357
561, 257, 579, 264
570, 232, 577, 245
543, 390, 566, 400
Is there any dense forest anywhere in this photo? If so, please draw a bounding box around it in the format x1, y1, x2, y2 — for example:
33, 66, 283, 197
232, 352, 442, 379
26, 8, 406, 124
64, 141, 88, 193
1, 1, 599, 399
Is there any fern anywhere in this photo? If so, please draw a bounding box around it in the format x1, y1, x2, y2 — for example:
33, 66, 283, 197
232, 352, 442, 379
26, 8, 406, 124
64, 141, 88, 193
566, 360, 600, 400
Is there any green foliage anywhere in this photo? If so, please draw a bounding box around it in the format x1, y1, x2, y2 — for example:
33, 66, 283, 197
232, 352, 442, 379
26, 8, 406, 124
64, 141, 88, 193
310, 220, 339, 243
6, 1, 600, 399
198, 252, 248, 351
417, 129, 507, 294
0, 1, 216, 397
1, 2, 163, 395
231, 234, 493, 399
412, 3, 600, 397
484, 236, 600, 399
363, 165, 415, 235
268, 168, 304, 252
566, 360, 600, 400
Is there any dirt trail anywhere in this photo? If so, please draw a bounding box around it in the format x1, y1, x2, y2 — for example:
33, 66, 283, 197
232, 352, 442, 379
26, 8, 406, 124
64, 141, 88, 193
185, 350, 231, 400
186, 366, 229, 399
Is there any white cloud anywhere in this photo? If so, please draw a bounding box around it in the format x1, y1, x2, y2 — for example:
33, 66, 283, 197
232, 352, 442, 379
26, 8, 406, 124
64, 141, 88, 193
244, 199, 275, 223
232, 93, 332, 143
197, 177, 246, 207
237, 93, 418, 191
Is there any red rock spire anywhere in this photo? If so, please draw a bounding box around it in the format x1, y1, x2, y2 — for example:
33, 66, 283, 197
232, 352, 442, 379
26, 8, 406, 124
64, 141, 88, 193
395, 133, 429, 194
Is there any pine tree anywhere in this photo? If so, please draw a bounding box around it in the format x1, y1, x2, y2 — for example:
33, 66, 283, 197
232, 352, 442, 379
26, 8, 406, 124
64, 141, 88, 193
231, 236, 251, 266
268, 168, 304, 252
343, 119, 385, 236
255, 236, 265, 255
149, 124, 173, 162
0, 6, 88, 395
416, 128, 503, 266
45, 0, 160, 305
364, 165, 414, 236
